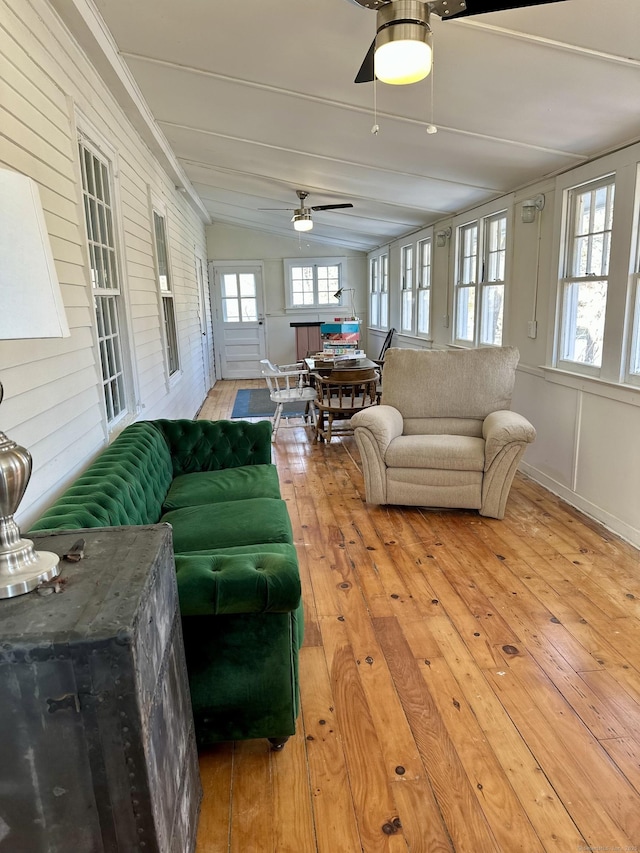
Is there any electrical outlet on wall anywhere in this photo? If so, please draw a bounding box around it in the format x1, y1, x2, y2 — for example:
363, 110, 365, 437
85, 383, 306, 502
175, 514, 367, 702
527, 320, 538, 339
442, 314, 450, 328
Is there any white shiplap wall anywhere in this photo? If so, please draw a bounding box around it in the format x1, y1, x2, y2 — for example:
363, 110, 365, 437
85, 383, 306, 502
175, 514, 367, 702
0, 0, 210, 528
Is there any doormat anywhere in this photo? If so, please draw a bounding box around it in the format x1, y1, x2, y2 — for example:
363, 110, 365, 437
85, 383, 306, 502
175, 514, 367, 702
230, 388, 309, 420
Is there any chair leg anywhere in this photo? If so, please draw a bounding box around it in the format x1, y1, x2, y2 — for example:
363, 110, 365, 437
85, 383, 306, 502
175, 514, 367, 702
272, 403, 283, 440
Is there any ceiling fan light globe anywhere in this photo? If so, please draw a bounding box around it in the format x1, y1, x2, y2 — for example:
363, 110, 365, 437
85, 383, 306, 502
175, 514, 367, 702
292, 209, 314, 232
375, 37, 432, 85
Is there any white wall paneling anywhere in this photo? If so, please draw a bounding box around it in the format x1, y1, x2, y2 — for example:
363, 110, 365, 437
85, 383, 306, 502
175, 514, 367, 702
0, 0, 209, 527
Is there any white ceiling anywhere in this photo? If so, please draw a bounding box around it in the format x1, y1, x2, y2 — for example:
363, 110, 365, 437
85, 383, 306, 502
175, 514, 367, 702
86, 0, 640, 251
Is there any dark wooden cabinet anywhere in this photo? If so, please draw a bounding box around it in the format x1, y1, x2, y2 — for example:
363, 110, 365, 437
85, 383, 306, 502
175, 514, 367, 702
0, 525, 201, 853
290, 321, 322, 360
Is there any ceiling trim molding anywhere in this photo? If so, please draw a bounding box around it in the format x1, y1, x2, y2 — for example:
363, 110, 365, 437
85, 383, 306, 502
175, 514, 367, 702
163, 123, 524, 195
47, 0, 211, 223
208, 216, 375, 252
456, 19, 640, 69
123, 52, 587, 161
188, 166, 453, 220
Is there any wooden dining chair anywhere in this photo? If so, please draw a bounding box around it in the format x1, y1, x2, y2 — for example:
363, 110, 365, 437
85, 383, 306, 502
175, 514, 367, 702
312, 367, 379, 443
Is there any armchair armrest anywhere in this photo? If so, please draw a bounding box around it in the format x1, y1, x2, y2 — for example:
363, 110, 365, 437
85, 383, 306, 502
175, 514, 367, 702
351, 405, 404, 454
351, 406, 403, 504
483, 410, 536, 468
480, 411, 536, 519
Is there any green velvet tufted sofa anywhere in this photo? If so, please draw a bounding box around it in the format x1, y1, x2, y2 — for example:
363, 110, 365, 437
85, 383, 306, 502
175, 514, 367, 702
30, 418, 303, 749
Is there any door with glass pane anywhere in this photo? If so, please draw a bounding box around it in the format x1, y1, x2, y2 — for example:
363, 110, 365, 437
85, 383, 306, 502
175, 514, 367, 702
211, 264, 266, 378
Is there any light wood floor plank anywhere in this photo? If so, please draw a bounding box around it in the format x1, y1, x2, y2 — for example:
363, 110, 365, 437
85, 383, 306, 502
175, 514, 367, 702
320, 616, 410, 852
299, 646, 362, 853
195, 382, 640, 852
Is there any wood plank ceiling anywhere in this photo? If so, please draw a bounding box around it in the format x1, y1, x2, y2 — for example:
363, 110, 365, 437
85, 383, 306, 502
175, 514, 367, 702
83, 0, 640, 250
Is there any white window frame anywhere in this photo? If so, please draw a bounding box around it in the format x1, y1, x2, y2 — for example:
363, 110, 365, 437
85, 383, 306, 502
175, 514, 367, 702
556, 175, 615, 376
369, 255, 380, 329
150, 200, 181, 381
625, 168, 640, 386
479, 212, 507, 347
453, 203, 510, 348
400, 243, 414, 334
417, 237, 432, 339
77, 131, 133, 429
547, 148, 640, 389
368, 247, 390, 331
454, 220, 479, 344
284, 257, 347, 311
380, 251, 389, 330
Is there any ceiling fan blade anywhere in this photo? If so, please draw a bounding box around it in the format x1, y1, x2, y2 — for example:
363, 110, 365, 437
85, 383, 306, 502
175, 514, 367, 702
355, 38, 376, 84
441, 0, 565, 19
258, 207, 296, 211
310, 203, 354, 211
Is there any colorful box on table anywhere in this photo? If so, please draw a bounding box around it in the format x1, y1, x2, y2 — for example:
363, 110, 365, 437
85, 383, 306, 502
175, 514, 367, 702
320, 322, 360, 334
322, 332, 360, 343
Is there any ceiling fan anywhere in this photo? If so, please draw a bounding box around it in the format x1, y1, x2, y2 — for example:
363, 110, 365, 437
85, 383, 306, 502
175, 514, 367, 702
348, 0, 566, 85
260, 190, 354, 232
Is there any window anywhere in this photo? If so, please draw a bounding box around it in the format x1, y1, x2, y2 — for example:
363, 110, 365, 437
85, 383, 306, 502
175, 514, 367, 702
152, 211, 180, 376
78, 140, 128, 424
480, 213, 506, 346
401, 244, 414, 333
380, 252, 389, 329
369, 248, 389, 330
626, 208, 640, 384
284, 258, 346, 310
454, 211, 507, 347
417, 238, 432, 337
220, 272, 259, 322
455, 222, 478, 343
558, 177, 614, 371
370, 255, 380, 328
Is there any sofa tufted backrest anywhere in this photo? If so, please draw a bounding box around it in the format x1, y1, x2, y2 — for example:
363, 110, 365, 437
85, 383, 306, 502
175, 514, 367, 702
154, 419, 272, 475
381, 347, 519, 424
29, 419, 274, 533
30, 421, 174, 531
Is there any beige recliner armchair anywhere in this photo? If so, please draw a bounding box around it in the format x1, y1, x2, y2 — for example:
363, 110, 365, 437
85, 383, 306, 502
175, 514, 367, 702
351, 347, 536, 519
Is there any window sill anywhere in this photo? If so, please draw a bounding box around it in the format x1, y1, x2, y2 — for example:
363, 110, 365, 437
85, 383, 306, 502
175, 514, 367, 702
397, 332, 433, 346
540, 365, 640, 407
285, 306, 347, 315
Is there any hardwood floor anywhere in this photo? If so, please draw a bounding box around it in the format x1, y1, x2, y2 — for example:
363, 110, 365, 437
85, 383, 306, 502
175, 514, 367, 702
195, 380, 640, 853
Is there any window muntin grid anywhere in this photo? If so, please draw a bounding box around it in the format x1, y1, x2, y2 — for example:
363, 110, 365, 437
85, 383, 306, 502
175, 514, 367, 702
417, 238, 432, 337
152, 211, 180, 375
79, 141, 127, 423
559, 178, 615, 369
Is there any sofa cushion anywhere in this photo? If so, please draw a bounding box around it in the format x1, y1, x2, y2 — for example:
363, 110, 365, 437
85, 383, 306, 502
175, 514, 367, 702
175, 550, 301, 616
381, 346, 519, 419
162, 497, 293, 553
163, 464, 281, 511
385, 435, 485, 471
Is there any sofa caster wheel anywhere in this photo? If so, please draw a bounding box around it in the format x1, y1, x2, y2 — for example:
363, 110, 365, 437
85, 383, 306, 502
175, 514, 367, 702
268, 737, 289, 751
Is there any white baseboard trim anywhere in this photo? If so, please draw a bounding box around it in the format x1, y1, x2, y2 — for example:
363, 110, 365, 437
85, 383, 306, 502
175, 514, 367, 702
519, 462, 640, 550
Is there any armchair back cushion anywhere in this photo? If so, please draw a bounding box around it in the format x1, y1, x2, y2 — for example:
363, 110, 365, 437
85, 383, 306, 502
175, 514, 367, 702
381, 347, 519, 432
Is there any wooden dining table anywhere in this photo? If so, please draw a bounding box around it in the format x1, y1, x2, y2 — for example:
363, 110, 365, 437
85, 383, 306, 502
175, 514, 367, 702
303, 355, 379, 376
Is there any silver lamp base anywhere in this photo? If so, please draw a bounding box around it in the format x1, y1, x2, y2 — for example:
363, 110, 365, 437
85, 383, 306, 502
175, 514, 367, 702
0, 537, 60, 599
1, 383, 61, 598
